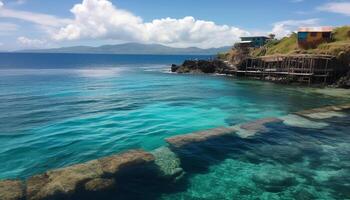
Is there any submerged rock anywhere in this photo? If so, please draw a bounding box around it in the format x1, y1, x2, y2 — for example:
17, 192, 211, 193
152, 147, 184, 181
0, 180, 25, 200
294, 103, 350, 118
232, 118, 282, 138
84, 178, 115, 192
281, 114, 328, 129
98, 150, 154, 175
257, 145, 303, 164
26, 159, 105, 200
303, 111, 346, 119
252, 170, 297, 193
293, 187, 316, 200
26, 150, 155, 200
166, 127, 236, 148
322, 169, 350, 199
240, 118, 282, 131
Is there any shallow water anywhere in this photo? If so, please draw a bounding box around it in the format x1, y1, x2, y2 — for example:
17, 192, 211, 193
0, 54, 349, 199
157, 112, 350, 200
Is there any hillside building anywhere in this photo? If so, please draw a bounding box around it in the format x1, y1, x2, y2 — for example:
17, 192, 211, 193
297, 27, 333, 48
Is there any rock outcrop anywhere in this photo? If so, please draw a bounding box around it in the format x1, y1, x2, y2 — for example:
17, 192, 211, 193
294, 103, 350, 118
152, 147, 184, 181
2, 104, 350, 200
83, 178, 115, 192
252, 170, 297, 193
0, 150, 155, 200
0, 180, 25, 200
26, 159, 105, 200
27, 150, 154, 200
166, 127, 236, 148
232, 118, 283, 138
239, 118, 282, 132
171, 60, 235, 74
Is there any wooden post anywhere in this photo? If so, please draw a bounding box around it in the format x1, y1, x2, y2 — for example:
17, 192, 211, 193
288, 57, 292, 74
261, 60, 265, 80
324, 59, 329, 86
245, 58, 248, 73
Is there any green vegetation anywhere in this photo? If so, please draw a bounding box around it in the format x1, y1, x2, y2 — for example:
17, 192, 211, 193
217, 52, 230, 60
265, 33, 298, 55
250, 26, 350, 57
251, 34, 298, 56
333, 26, 350, 41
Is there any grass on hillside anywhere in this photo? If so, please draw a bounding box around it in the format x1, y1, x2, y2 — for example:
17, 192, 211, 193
333, 26, 350, 41
251, 26, 350, 57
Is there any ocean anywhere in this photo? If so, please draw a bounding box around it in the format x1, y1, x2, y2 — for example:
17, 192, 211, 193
0, 53, 349, 199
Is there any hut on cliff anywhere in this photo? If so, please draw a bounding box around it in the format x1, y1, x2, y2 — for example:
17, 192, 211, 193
298, 27, 333, 49
240, 36, 270, 48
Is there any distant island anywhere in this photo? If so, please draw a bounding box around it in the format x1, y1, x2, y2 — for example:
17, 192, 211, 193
17, 43, 231, 55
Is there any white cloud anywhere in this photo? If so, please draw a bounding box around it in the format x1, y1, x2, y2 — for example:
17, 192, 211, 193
271, 18, 319, 38
2, 0, 27, 6
318, 2, 350, 16
14, 0, 27, 5
0, 22, 18, 34
17, 36, 47, 47
0, 2, 71, 27
2, 0, 321, 48
52, 0, 248, 48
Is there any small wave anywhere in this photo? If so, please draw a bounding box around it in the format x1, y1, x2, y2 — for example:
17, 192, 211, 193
0, 68, 123, 78
74, 68, 122, 77
303, 111, 346, 120
140, 65, 171, 73
281, 114, 328, 129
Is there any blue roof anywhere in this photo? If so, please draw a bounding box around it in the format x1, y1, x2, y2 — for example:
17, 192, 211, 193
241, 36, 270, 39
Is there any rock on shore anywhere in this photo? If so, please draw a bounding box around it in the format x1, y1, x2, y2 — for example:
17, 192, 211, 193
171, 60, 235, 74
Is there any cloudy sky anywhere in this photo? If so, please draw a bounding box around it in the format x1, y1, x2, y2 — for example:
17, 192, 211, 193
0, 0, 349, 50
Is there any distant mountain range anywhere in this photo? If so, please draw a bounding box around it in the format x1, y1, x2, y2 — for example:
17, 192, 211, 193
18, 43, 231, 55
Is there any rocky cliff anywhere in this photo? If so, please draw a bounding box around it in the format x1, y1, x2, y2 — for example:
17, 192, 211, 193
171, 60, 235, 74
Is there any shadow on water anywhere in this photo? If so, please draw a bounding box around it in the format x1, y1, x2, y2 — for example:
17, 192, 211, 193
169, 134, 251, 174
72, 163, 189, 200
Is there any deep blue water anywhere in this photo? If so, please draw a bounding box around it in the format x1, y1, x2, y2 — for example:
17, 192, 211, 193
0, 53, 349, 199
0, 53, 213, 69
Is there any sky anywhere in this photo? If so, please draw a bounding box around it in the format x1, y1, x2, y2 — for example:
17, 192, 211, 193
0, 0, 349, 50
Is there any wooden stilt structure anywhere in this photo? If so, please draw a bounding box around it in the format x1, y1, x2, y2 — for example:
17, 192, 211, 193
237, 54, 336, 85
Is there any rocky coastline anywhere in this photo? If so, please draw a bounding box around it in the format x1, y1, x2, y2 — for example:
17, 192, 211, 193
171, 59, 350, 88
335, 71, 350, 88
171, 59, 235, 74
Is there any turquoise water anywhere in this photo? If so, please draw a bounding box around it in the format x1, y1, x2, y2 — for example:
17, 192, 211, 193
157, 112, 350, 200
0, 53, 349, 199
